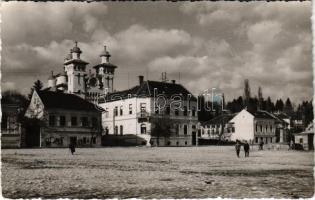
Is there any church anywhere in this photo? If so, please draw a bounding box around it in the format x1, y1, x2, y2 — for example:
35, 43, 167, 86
46, 41, 117, 102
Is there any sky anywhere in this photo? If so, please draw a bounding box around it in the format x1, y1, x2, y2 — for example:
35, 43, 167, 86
1, 1, 312, 103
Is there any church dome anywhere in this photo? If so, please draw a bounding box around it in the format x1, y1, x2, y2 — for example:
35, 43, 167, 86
71, 41, 82, 54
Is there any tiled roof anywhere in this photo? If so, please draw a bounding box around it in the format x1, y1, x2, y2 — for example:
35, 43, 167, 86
202, 114, 236, 125
248, 110, 275, 120
103, 80, 196, 102
37, 90, 103, 112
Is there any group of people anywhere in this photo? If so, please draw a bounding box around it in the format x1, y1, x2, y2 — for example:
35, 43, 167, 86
235, 140, 250, 158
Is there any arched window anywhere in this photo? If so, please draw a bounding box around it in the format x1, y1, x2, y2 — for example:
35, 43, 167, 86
114, 126, 118, 135
141, 124, 146, 134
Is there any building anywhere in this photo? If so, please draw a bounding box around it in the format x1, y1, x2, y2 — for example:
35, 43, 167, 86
294, 123, 314, 150
1, 104, 22, 148
200, 114, 235, 141
229, 109, 279, 144
46, 41, 117, 102
99, 76, 198, 146
24, 90, 103, 147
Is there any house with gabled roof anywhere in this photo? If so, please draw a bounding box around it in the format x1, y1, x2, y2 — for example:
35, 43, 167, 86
99, 76, 198, 146
25, 90, 103, 147
229, 109, 280, 144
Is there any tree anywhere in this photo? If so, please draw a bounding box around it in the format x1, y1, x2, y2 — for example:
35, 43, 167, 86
275, 99, 284, 112
151, 117, 172, 146
284, 98, 294, 116
265, 97, 275, 112
258, 86, 263, 110
243, 79, 251, 107
1, 90, 29, 120
28, 80, 43, 100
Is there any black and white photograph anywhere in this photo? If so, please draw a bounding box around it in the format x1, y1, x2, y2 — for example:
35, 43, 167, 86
1, 1, 314, 199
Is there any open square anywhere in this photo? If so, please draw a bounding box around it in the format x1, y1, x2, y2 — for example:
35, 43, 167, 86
2, 146, 314, 198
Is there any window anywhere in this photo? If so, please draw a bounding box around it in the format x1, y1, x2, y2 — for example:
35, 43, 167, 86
59, 116, 66, 126
81, 117, 88, 127
114, 126, 118, 135
49, 115, 55, 126
185, 141, 188, 145
92, 117, 97, 127
175, 108, 179, 116
175, 124, 179, 136
129, 104, 133, 115
184, 125, 188, 135
270, 125, 273, 132
299, 138, 303, 144
192, 106, 196, 117
141, 124, 146, 134
120, 125, 123, 135
260, 125, 263, 133
140, 103, 146, 112
114, 106, 118, 116
183, 106, 188, 116
71, 116, 77, 126
105, 127, 109, 135
120, 106, 123, 116
155, 105, 159, 114
165, 106, 170, 115
255, 137, 258, 143
232, 127, 235, 133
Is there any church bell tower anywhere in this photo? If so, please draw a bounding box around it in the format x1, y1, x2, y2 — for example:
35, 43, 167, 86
93, 46, 117, 95
64, 41, 89, 95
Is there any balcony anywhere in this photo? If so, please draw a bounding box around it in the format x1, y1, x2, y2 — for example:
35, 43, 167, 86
137, 111, 150, 122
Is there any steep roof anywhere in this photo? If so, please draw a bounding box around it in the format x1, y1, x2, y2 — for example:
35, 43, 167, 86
103, 80, 196, 102
36, 90, 103, 112
248, 110, 275, 120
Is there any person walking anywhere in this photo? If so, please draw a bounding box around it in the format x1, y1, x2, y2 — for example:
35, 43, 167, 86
69, 143, 75, 155
244, 140, 250, 157
235, 140, 241, 158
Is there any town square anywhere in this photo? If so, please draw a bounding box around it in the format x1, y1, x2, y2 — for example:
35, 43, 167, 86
1, 1, 313, 199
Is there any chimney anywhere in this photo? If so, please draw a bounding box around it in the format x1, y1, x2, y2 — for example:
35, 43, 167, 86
139, 75, 144, 85
172, 80, 176, 84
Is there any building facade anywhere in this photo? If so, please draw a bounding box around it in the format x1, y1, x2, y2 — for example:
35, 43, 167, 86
294, 123, 314, 150
100, 77, 198, 146
200, 114, 235, 141
229, 109, 278, 144
25, 90, 103, 147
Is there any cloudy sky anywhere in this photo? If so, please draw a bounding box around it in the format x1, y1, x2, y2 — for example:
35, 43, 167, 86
1, 2, 312, 103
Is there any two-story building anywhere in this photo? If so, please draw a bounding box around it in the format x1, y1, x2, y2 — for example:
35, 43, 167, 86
99, 76, 198, 146
25, 90, 103, 147
229, 109, 278, 144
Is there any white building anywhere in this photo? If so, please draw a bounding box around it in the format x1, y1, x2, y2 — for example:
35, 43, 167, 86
294, 123, 314, 150
229, 109, 279, 144
99, 76, 198, 146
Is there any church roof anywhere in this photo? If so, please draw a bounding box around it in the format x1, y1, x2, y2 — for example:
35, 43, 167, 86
36, 90, 103, 112
64, 59, 89, 65
102, 80, 196, 103
93, 62, 117, 69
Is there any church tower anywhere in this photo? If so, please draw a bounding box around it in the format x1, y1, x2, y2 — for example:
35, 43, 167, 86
64, 41, 89, 95
93, 46, 117, 95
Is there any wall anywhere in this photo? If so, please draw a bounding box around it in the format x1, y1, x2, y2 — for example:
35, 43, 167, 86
229, 110, 254, 142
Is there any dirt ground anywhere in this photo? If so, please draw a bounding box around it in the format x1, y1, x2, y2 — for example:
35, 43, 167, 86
1, 146, 314, 199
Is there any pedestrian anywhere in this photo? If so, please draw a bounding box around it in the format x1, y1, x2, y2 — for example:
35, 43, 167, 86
235, 140, 241, 158
259, 140, 264, 150
69, 143, 75, 155
244, 140, 250, 157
